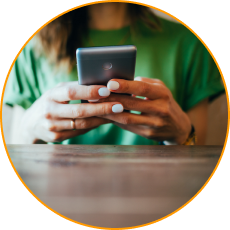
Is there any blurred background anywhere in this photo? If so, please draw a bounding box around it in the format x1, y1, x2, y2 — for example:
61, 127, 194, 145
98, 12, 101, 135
2, 8, 228, 145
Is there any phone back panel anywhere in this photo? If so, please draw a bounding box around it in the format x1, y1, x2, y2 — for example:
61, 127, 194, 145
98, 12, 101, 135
76, 45, 136, 86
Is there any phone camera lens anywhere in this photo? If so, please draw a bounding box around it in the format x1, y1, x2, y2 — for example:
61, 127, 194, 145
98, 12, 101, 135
102, 62, 112, 70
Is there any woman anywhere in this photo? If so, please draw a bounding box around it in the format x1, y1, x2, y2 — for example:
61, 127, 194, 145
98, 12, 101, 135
3, 3, 224, 145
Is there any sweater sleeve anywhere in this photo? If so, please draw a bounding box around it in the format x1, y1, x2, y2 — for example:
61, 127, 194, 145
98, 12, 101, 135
3, 41, 41, 109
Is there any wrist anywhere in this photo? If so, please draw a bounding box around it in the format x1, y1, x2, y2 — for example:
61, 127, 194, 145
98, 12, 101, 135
163, 124, 196, 145
176, 124, 192, 145
181, 125, 197, 145
174, 113, 193, 144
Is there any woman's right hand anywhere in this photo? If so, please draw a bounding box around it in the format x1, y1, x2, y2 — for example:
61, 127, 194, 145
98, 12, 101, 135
20, 81, 124, 143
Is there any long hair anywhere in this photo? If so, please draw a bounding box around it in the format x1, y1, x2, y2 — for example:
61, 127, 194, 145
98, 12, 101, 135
37, 3, 161, 70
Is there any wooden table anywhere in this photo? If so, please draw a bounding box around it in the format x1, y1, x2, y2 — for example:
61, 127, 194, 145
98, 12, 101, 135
7, 145, 222, 228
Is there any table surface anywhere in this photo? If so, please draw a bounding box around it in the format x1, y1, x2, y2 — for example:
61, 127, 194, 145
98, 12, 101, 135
8, 145, 222, 228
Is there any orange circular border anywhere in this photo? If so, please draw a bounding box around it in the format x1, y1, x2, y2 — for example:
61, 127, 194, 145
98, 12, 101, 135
0, 1, 229, 229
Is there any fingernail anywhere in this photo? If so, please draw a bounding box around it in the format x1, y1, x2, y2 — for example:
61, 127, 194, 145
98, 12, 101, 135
98, 87, 110, 97
134, 76, 142, 81
112, 104, 124, 113
108, 81, 119, 90
88, 99, 99, 102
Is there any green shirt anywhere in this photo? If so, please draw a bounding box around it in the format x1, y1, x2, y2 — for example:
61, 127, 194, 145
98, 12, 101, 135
3, 18, 224, 145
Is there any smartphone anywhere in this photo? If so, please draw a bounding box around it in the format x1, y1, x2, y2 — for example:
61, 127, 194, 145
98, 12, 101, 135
76, 45, 137, 103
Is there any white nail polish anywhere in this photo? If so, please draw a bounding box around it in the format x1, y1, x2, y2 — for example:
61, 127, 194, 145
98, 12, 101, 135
112, 104, 124, 113
134, 76, 142, 81
98, 87, 110, 97
88, 99, 99, 102
108, 81, 119, 90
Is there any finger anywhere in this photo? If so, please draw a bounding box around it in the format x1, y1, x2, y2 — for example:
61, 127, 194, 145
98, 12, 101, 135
46, 102, 124, 119
45, 129, 88, 143
107, 79, 168, 99
98, 94, 164, 113
114, 123, 166, 141
44, 117, 111, 131
48, 82, 111, 102
114, 123, 150, 138
135, 78, 165, 100
98, 112, 164, 127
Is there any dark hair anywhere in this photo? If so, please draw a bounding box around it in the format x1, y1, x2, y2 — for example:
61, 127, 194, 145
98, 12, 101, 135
37, 3, 161, 70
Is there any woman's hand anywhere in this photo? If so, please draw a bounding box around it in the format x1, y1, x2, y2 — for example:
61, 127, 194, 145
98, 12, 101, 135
95, 77, 192, 144
20, 81, 124, 143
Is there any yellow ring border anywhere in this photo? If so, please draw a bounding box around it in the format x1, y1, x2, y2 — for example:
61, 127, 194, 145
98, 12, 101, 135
0, 1, 229, 229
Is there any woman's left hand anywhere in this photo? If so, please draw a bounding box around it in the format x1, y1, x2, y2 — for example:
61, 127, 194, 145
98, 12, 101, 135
92, 77, 192, 144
